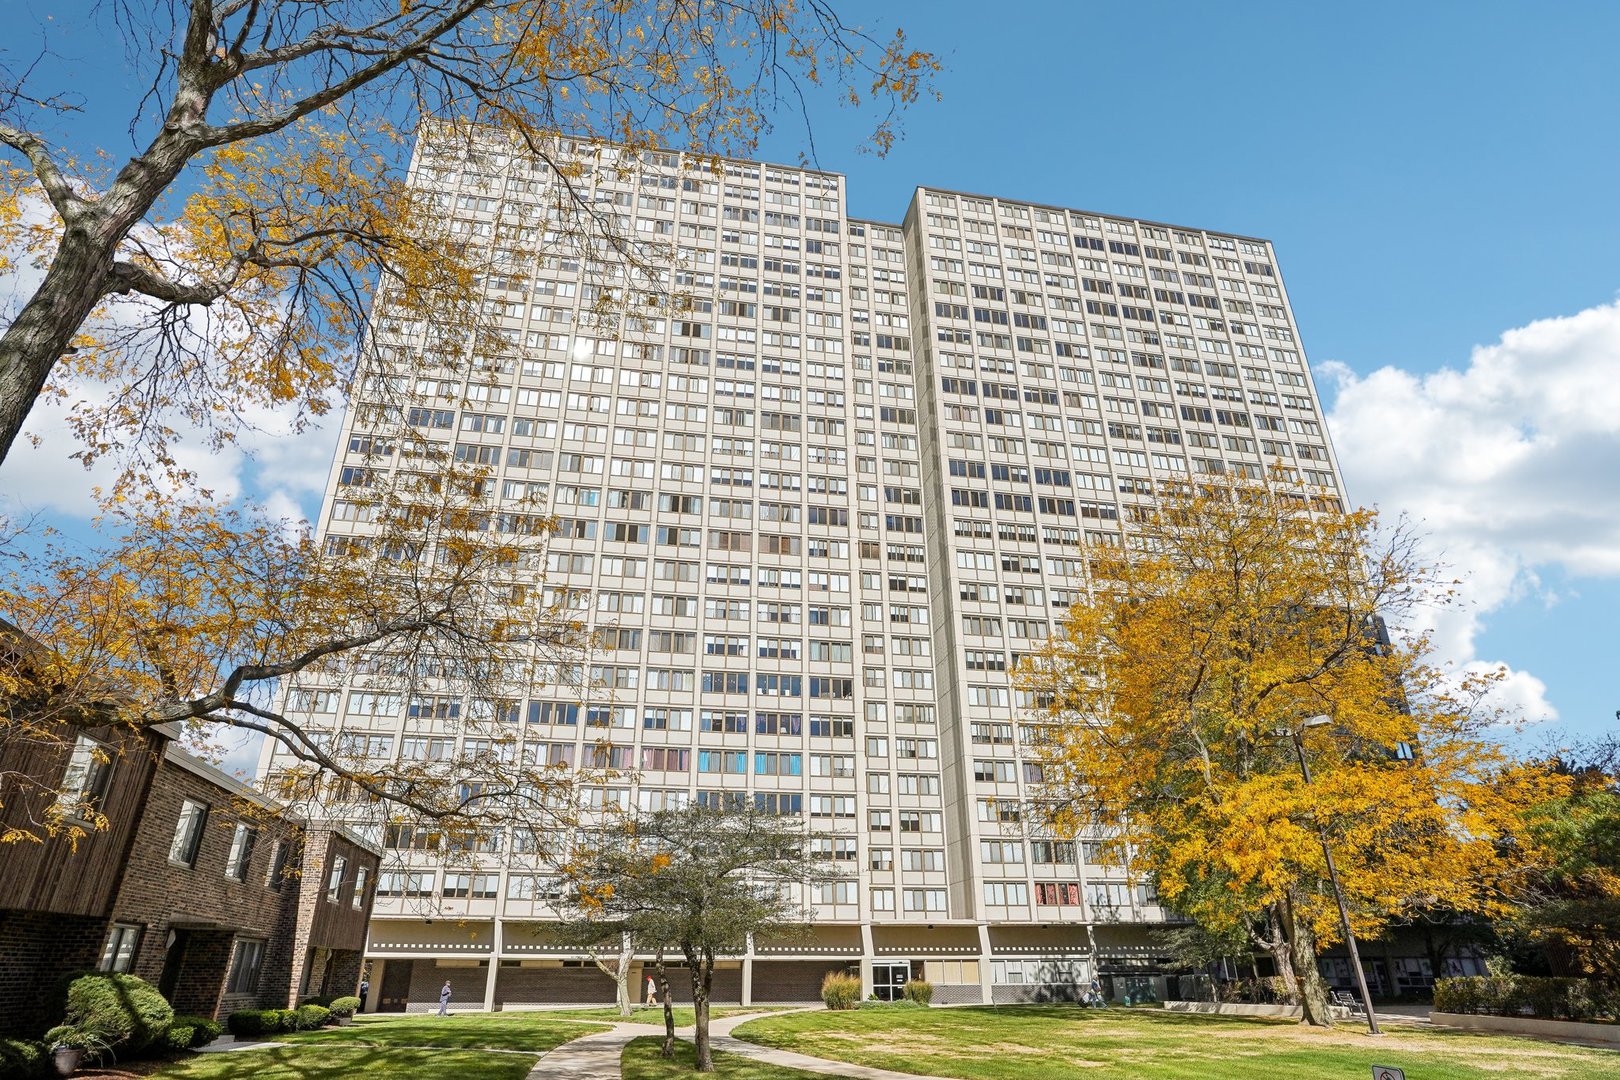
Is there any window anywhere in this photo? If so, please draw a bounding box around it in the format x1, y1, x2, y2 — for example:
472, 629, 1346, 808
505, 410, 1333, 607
224, 823, 257, 882
353, 866, 370, 909
98, 924, 141, 973
266, 840, 291, 889
226, 938, 266, 994
326, 855, 348, 903
55, 735, 113, 821
169, 800, 208, 866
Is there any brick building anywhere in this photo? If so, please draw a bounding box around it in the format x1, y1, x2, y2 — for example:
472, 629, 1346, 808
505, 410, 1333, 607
0, 713, 380, 1037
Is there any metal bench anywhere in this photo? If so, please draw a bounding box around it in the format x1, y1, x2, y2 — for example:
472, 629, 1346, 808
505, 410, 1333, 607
1329, 989, 1365, 1014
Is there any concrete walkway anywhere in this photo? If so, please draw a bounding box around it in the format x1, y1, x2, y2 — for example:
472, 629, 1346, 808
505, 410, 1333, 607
704, 1013, 954, 1080
527, 1022, 641, 1079
526, 1009, 957, 1080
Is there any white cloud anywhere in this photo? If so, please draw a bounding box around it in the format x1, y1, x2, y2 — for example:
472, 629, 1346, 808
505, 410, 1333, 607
0, 192, 341, 525
1324, 298, 1620, 723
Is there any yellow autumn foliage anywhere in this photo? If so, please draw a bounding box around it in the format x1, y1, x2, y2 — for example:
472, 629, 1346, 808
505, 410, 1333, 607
1019, 474, 1565, 948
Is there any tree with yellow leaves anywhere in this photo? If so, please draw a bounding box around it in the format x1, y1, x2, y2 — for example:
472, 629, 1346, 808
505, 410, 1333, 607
1017, 475, 1563, 1026
1, 457, 599, 852
0, 3, 935, 850
0, 0, 937, 475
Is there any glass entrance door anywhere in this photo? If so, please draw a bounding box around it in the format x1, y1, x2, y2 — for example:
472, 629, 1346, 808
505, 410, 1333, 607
873, 961, 910, 1002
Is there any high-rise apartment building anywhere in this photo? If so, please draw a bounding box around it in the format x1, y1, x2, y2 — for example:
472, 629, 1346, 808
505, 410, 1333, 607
263, 130, 1346, 1011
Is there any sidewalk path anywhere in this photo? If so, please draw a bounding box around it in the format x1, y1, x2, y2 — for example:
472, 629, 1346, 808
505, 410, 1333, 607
526, 1022, 640, 1079
708, 1013, 956, 1080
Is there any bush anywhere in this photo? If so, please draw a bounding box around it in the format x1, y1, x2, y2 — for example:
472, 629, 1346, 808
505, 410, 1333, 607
299, 994, 336, 1008
61, 972, 173, 1055
856, 998, 922, 1009
1433, 974, 1611, 1021
1433, 977, 1480, 1014
227, 1008, 298, 1037
327, 996, 362, 1018
820, 971, 862, 1011
293, 1004, 332, 1030
0, 1038, 49, 1080
902, 979, 933, 1005
163, 1016, 224, 1050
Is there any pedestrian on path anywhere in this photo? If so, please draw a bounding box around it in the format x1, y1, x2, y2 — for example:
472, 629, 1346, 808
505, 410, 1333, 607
645, 974, 658, 1007
438, 980, 452, 1016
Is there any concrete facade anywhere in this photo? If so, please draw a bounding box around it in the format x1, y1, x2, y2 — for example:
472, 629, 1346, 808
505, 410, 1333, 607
264, 130, 1363, 1009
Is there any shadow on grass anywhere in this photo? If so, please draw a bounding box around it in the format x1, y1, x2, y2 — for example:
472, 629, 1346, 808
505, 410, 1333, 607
150, 1045, 537, 1080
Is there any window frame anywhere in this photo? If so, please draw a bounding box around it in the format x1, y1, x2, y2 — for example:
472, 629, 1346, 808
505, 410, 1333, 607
168, 799, 209, 867
98, 923, 142, 973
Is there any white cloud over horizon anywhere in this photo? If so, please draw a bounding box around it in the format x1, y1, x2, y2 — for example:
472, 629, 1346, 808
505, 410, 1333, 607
1323, 298, 1620, 724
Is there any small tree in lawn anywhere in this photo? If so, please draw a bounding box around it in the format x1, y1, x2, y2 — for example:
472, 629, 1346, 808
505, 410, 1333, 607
565, 804, 828, 1071
1016, 473, 1564, 1026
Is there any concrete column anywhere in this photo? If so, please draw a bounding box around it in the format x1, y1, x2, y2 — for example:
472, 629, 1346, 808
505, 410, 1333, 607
859, 922, 875, 1000
976, 924, 994, 1005
363, 960, 383, 1014
741, 932, 755, 1006
482, 919, 502, 1012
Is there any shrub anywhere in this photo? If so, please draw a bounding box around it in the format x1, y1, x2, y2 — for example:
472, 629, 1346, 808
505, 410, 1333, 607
327, 996, 361, 1018
820, 971, 861, 1011
0, 1038, 49, 1080
61, 972, 173, 1055
294, 1004, 332, 1030
1433, 977, 1481, 1014
1433, 974, 1611, 1021
227, 1008, 297, 1037
163, 1016, 224, 1050
902, 980, 933, 1005
299, 994, 336, 1008
856, 998, 922, 1009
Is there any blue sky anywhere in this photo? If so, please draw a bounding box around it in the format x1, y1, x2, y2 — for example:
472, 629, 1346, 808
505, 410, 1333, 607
4, 1, 1617, 745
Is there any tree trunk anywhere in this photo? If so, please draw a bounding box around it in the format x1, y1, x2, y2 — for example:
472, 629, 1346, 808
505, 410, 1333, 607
689, 945, 715, 1072
1253, 905, 1297, 1005
616, 933, 633, 1018
0, 228, 114, 464
654, 947, 675, 1059
1281, 895, 1333, 1027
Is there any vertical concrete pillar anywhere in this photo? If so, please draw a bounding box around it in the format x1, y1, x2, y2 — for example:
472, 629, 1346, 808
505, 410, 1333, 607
741, 932, 754, 1006
976, 924, 994, 1005
859, 922, 875, 1001
482, 919, 502, 1012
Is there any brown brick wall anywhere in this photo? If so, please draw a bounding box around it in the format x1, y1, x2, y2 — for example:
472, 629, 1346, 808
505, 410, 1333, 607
0, 727, 380, 1029
0, 910, 106, 1037
109, 755, 299, 1018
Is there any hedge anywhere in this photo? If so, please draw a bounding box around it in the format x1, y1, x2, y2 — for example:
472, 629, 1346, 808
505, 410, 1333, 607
0, 1038, 49, 1079
227, 1008, 299, 1037
61, 972, 174, 1055
294, 1004, 332, 1030
1434, 975, 1616, 1022
164, 1016, 225, 1050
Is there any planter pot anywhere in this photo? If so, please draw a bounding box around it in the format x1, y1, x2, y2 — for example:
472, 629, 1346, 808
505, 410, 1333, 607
335, 1015, 354, 1026
51, 1047, 84, 1077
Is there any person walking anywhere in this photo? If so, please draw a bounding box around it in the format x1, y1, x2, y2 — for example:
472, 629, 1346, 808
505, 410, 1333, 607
645, 974, 658, 1008
438, 980, 453, 1016
358, 977, 370, 1012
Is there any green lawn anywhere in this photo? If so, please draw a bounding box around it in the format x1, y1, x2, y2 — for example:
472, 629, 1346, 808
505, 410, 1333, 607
733, 1005, 1620, 1080
147, 1045, 537, 1080
144, 1012, 606, 1079
508, 1005, 793, 1026
622, 1036, 824, 1079
273, 1011, 607, 1052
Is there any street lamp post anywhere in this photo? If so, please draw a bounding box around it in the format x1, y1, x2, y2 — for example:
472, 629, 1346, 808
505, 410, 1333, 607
1293, 714, 1381, 1035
